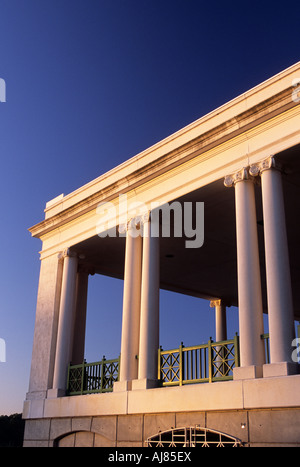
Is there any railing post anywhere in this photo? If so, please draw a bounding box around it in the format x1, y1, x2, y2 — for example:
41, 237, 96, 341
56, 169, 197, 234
208, 337, 213, 383
80, 359, 86, 395
66, 363, 71, 394
100, 355, 105, 392
157, 346, 162, 382
179, 342, 184, 386
234, 333, 240, 368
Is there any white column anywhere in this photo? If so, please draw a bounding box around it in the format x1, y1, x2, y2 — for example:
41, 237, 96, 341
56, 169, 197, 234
225, 169, 265, 378
250, 157, 297, 375
50, 249, 78, 396
27, 253, 63, 399
118, 219, 143, 386
210, 299, 227, 342
137, 213, 160, 388
71, 269, 89, 365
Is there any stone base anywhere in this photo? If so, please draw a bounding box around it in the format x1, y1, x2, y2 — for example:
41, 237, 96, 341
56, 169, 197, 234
23, 406, 300, 447
131, 378, 159, 390
233, 365, 263, 380
263, 362, 300, 378
113, 380, 132, 392
47, 388, 66, 399
23, 375, 300, 446
113, 379, 159, 392
23, 399, 44, 419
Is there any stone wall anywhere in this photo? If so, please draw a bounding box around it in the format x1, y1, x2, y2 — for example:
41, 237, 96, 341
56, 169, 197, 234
23, 407, 300, 447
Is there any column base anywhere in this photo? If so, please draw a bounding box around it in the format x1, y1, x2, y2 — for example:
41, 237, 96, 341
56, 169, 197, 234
131, 378, 159, 390
113, 380, 132, 392
263, 362, 300, 378
47, 388, 66, 399
233, 365, 263, 380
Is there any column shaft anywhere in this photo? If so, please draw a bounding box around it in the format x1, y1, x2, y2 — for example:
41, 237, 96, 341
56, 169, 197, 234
235, 179, 265, 368
261, 167, 295, 363
215, 303, 227, 342
119, 226, 142, 382
138, 218, 160, 381
52, 251, 78, 392
71, 270, 89, 365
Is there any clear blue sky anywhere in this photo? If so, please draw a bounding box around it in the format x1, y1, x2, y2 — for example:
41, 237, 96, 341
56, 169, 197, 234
0, 0, 299, 415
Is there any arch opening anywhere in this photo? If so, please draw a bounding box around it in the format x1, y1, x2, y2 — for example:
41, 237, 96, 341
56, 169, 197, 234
146, 426, 243, 447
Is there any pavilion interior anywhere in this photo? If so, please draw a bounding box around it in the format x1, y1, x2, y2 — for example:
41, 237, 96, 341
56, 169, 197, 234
73, 143, 300, 321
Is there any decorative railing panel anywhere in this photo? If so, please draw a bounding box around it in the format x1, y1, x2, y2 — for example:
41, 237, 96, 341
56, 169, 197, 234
67, 356, 120, 395
158, 334, 240, 386
146, 426, 243, 447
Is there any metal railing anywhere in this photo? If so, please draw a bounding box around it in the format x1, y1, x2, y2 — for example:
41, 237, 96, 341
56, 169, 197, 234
66, 331, 279, 395
67, 356, 120, 395
261, 328, 300, 364
158, 334, 240, 386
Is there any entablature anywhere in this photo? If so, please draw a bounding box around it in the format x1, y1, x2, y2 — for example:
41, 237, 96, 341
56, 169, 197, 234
29, 62, 300, 243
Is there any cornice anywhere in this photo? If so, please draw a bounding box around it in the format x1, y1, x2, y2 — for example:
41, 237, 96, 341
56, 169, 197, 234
29, 77, 300, 240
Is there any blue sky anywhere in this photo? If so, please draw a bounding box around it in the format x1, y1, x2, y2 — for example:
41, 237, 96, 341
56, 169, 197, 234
0, 0, 299, 415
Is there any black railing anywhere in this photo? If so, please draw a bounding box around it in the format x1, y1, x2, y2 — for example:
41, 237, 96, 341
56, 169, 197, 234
67, 356, 120, 395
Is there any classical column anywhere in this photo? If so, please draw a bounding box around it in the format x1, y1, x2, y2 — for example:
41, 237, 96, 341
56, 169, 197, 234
224, 169, 265, 378
117, 218, 143, 388
250, 157, 297, 376
26, 253, 63, 400
135, 213, 160, 389
50, 249, 78, 396
210, 299, 227, 342
71, 268, 90, 365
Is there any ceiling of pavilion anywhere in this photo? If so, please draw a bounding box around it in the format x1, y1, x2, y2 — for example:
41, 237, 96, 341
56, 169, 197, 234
73, 143, 300, 319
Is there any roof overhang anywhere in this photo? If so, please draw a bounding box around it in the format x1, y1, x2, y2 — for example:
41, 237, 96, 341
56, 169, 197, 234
28, 62, 300, 319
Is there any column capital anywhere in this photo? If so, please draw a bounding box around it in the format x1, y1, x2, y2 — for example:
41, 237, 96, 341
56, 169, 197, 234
210, 299, 229, 308
249, 156, 281, 177
58, 249, 77, 260
210, 299, 222, 308
118, 212, 150, 234
140, 211, 151, 224
118, 217, 141, 234
118, 222, 127, 235
131, 212, 151, 227
224, 168, 253, 188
